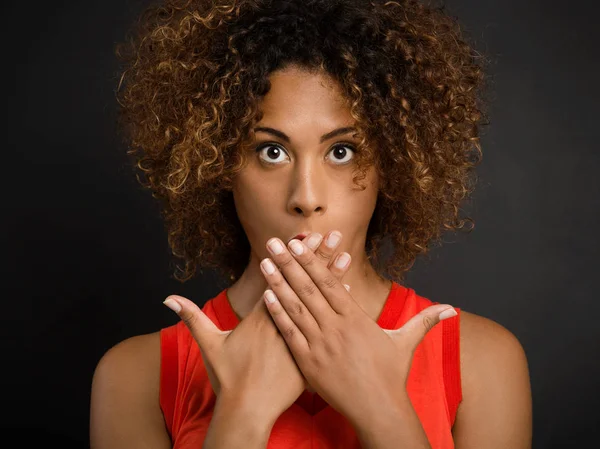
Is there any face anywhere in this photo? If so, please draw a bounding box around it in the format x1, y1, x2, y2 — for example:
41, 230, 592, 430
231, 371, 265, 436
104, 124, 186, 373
232, 65, 379, 265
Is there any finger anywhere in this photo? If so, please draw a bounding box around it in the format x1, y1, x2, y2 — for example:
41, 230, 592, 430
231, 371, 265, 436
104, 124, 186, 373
395, 304, 458, 350
285, 236, 355, 316
163, 295, 223, 354
260, 255, 323, 341
263, 289, 309, 358
266, 236, 336, 326
248, 288, 274, 322
303, 232, 350, 287
301, 230, 342, 271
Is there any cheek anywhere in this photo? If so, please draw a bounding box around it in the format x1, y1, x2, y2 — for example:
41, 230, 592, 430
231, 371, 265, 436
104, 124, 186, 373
346, 189, 378, 219
232, 175, 279, 228
344, 171, 379, 219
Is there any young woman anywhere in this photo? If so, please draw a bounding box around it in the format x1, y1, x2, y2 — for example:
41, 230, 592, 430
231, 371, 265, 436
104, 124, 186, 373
90, 0, 532, 448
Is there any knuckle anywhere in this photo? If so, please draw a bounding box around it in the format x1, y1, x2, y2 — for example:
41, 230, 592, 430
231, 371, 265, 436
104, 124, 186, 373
422, 314, 436, 331
283, 326, 296, 340
302, 255, 317, 268
314, 247, 330, 260
278, 256, 294, 269
319, 275, 338, 290
182, 311, 198, 329
320, 335, 342, 360
297, 282, 317, 297
271, 277, 285, 289
289, 301, 305, 317
325, 327, 344, 347
270, 305, 284, 317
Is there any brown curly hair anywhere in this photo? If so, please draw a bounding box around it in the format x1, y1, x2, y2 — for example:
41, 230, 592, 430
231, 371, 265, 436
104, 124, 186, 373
114, 0, 490, 285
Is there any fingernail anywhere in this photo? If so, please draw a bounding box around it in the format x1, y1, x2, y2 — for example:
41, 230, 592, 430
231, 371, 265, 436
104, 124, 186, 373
306, 233, 322, 250
267, 238, 285, 255
439, 307, 457, 320
289, 240, 304, 255
335, 252, 350, 269
163, 298, 182, 313
326, 232, 341, 248
261, 258, 276, 275
264, 290, 277, 304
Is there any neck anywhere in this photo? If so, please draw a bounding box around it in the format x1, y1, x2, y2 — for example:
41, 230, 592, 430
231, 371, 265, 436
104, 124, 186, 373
226, 248, 392, 322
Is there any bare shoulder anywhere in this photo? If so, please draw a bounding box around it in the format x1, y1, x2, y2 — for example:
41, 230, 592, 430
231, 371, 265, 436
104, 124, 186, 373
458, 310, 530, 389
453, 310, 532, 449
90, 331, 171, 449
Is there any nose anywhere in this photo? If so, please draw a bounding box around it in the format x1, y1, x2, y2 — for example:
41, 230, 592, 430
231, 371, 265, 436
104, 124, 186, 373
286, 159, 327, 217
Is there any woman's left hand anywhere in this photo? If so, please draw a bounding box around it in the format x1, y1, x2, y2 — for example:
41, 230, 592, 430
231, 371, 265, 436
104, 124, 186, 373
260, 230, 457, 427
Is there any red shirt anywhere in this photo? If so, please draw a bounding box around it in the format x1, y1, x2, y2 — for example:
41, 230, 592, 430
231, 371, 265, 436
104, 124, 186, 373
160, 281, 461, 448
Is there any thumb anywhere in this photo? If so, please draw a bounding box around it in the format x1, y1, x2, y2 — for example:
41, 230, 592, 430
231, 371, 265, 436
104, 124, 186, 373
393, 304, 458, 349
163, 295, 223, 354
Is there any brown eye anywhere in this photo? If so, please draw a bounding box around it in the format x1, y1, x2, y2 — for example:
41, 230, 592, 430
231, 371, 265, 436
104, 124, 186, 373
327, 144, 356, 165
255, 143, 290, 164
254, 142, 357, 165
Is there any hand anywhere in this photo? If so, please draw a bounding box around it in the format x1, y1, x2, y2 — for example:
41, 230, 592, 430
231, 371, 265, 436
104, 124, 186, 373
161, 233, 352, 425
260, 232, 352, 393
260, 230, 458, 428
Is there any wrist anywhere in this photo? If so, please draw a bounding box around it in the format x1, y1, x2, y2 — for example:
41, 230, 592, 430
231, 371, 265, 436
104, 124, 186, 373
347, 392, 410, 429
352, 397, 431, 449
203, 395, 274, 449
215, 392, 277, 432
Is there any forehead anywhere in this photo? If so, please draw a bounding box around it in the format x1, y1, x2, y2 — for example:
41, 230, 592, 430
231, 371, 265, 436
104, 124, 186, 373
258, 66, 354, 126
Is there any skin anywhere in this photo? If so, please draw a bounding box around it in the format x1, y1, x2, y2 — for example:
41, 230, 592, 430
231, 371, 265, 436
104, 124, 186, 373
165, 233, 358, 447
255, 233, 459, 444
90, 64, 532, 449
167, 230, 457, 449
226, 64, 393, 327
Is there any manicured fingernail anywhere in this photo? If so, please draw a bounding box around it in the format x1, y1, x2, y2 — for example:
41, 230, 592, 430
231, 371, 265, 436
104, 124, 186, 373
261, 258, 276, 275
267, 238, 285, 255
335, 252, 350, 269
289, 240, 304, 255
439, 307, 457, 320
306, 233, 322, 250
163, 298, 182, 313
326, 232, 341, 248
264, 290, 277, 304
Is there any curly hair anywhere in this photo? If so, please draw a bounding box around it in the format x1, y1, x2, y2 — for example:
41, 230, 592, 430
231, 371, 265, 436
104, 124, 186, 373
114, 0, 490, 285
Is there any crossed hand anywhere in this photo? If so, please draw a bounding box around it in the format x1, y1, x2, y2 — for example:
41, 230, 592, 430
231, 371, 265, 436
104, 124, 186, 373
163, 230, 457, 427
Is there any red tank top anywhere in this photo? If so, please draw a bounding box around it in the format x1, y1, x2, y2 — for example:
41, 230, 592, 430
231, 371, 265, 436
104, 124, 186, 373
160, 281, 461, 448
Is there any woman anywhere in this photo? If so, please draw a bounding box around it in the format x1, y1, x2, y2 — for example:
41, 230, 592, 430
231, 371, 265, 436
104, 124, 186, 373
90, 0, 532, 448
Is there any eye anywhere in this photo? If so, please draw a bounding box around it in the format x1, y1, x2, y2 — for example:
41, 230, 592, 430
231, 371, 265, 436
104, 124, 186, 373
254, 142, 357, 165
326, 143, 356, 165
255, 143, 290, 165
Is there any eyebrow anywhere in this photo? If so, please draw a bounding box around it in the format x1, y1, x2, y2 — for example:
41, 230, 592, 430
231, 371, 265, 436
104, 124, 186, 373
253, 126, 357, 144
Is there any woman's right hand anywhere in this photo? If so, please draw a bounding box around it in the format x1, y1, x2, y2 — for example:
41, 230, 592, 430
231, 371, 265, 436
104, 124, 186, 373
163, 231, 350, 424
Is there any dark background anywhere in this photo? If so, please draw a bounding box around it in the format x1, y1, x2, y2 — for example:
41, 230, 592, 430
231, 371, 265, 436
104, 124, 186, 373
5, 0, 599, 447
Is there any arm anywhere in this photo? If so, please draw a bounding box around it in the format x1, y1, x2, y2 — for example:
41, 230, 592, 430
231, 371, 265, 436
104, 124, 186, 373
90, 332, 172, 449
353, 311, 533, 449
452, 311, 532, 449
353, 397, 432, 449
202, 395, 275, 449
